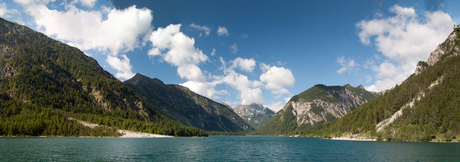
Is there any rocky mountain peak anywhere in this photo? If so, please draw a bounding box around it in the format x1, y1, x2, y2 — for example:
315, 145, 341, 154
233, 103, 274, 118
252, 84, 378, 135
233, 103, 275, 130
129, 73, 166, 87
415, 29, 459, 76
427, 30, 459, 66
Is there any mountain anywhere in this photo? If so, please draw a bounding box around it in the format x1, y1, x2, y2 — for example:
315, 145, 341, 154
250, 84, 378, 135
0, 18, 206, 137
233, 103, 275, 129
124, 73, 253, 132
301, 26, 460, 142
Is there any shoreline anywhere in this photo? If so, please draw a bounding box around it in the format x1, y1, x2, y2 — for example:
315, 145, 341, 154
117, 130, 173, 138
71, 118, 173, 138
330, 137, 376, 141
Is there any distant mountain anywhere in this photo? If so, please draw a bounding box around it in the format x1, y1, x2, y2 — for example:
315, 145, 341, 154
301, 26, 460, 142
233, 103, 275, 129
124, 73, 253, 132
0, 18, 206, 137
251, 84, 378, 135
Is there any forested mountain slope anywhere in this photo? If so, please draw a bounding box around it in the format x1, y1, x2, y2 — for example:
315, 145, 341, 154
251, 84, 377, 135
124, 73, 253, 132
0, 18, 206, 137
301, 26, 460, 141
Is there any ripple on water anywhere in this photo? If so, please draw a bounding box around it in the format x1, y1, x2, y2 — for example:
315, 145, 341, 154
1, 137, 460, 161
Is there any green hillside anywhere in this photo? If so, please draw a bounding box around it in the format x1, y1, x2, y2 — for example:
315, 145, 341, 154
124, 73, 253, 132
300, 26, 460, 142
246, 113, 274, 130
250, 84, 377, 136
0, 18, 206, 137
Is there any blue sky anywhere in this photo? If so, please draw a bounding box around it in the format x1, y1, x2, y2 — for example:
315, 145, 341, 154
1, 0, 459, 111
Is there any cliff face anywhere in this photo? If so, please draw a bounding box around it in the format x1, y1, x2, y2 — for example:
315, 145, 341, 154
415, 30, 459, 76
233, 104, 275, 129
251, 84, 378, 135
286, 84, 377, 127
427, 31, 459, 66
124, 73, 253, 132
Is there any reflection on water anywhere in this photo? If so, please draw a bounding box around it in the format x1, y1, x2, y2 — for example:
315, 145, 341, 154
1, 136, 459, 161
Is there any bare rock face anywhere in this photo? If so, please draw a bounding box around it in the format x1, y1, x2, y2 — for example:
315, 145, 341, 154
254, 84, 379, 135
427, 31, 459, 66
415, 61, 427, 75
287, 84, 376, 127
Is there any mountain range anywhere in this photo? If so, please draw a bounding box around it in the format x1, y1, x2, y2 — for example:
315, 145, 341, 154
233, 103, 275, 129
124, 73, 253, 132
0, 18, 206, 137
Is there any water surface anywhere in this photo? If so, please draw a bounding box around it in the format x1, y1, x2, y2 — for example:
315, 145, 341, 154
1, 136, 459, 161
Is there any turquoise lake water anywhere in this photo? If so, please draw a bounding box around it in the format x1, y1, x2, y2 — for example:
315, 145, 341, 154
1, 136, 459, 161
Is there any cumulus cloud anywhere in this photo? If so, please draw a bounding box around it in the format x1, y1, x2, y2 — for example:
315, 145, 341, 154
0, 3, 18, 18
148, 24, 208, 82
260, 66, 295, 96
230, 44, 238, 54
217, 26, 229, 37
336, 56, 357, 74
356, 5, 454, 92
106, 55, 134, 79
15, 0, 154, 80
215, 69, 264, 104
21, 4, 153, 55
190, 23, 211, 37
180, 81, 226, 99
210, 57, 264, 104
230, 57, 256, 73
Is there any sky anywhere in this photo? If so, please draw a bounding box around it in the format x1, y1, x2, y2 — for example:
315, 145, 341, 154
1, 0, 459, 112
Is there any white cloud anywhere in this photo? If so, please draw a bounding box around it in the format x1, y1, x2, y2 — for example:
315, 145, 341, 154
260, 66, 295, 96
148, 24, 208, 82
211, 48, 216, 56
0, 3, 18, 18
240, 33, 248, 39
78, 0, 97, 8
265, 101, 285, 112
190, 23, 211, 37
216, 70, 264, 104
230, 57, 256, 73
357, 5, 455, 92
106, 55, 135, 79
217, 26, 229, 37
212, 57, 264, 104
230, 44, 238, 54
181, 81, 226, 99
15, 1, 154, 80
336, 56, 357, 74
22, 4, 153, 56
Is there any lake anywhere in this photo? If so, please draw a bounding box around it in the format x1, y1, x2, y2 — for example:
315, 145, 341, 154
1, 136, 459, 161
